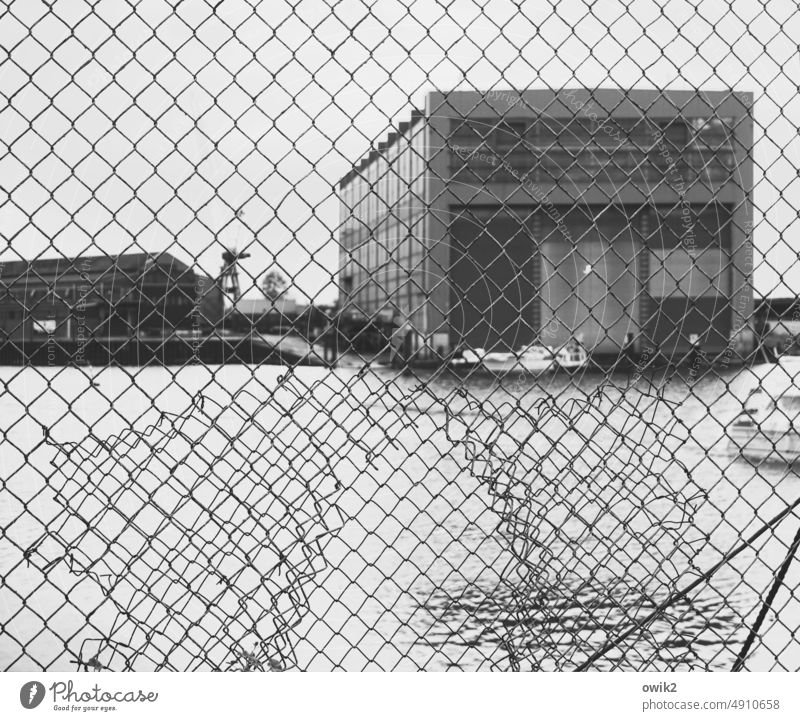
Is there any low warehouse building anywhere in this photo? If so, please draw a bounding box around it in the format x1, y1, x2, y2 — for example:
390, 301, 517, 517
338, 89, 754, 362
0, 252, 223, 343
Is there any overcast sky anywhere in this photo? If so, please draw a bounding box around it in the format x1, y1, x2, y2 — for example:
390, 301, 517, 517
1, 0, 799, 304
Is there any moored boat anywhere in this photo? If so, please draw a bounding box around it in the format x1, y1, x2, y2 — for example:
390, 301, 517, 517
448, 347, 485, 370
554, 342, 589, 372
481, 344, 556, 374
729, 387, 800, 464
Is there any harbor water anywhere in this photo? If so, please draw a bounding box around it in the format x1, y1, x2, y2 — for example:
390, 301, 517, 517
1, 362, 799, 671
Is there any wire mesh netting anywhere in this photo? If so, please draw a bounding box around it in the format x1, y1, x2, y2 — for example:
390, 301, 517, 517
2, 0, 800, 671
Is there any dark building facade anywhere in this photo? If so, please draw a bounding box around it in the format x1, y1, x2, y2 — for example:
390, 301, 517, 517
338, 89, 754, 360
0, 252, 223, 343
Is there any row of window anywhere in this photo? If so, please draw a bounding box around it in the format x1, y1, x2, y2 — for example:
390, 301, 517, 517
448, 116, 737, 186
341, 197, 428, 230
339, 126, 428, 211
448, 203, 733, 248
340, 218, 427, 250
0, 286, 196, 304
450, 150, 736, 185
448, 116, 735, 151
341, 234, 427, 256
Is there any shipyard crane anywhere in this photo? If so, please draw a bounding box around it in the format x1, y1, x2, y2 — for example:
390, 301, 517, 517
218, 247, 251, 303
217, 209, 251, 304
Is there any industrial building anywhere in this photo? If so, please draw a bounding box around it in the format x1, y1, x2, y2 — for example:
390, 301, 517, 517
337, 89, 754, 361
0, 252, 223, 343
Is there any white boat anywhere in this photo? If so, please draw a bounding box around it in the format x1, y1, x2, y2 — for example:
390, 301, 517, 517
729, 388, 800, 464
448, 347, 485, 369
554, 342, 588, 372
481, 344, 556, 374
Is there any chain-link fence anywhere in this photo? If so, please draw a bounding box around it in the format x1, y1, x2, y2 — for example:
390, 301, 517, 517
2, 0, 800, 671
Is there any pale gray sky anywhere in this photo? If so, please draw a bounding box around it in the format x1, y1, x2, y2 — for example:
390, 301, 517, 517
2, 0, 799, 304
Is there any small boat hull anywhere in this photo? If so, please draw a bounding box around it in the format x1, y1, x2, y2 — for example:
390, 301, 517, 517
729, 387, 800, 464
482, 348, 556, 375
555, 345, 589, 372
729, 423, 800, 464
482, 358, 555, 374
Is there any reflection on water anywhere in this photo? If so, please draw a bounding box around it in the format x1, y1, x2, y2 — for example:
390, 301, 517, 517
394, 364, 800, 671
413, 572, 755, 671
402, 380, 715, 670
